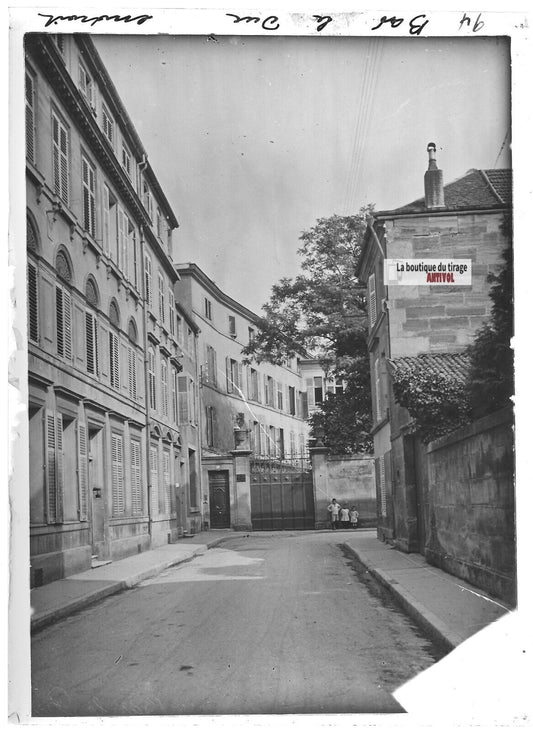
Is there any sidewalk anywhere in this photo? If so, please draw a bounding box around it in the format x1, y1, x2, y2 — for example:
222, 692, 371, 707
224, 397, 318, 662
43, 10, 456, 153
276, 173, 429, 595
31, 528, 512, 650
30, 530, 246, 632
341, 529, 512, 651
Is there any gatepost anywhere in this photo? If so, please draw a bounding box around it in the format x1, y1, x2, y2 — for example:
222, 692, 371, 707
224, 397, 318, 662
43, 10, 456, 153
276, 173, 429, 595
230, 423, 253, 531
309, 444, 330, 529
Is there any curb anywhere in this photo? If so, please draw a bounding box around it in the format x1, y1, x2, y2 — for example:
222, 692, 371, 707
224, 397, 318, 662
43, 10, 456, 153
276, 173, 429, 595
342, 542, 458, 652
31, 540, 224, 633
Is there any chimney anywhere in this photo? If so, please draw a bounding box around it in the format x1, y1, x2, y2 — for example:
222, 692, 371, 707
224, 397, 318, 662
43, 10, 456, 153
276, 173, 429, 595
424, 142, 445, 209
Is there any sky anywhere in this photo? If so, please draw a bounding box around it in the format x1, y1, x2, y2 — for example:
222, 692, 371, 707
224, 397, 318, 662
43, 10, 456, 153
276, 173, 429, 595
94, 34, 511, 314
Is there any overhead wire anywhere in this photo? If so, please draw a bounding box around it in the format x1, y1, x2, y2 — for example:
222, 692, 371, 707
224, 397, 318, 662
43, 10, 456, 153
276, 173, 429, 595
342, 38, 383, 215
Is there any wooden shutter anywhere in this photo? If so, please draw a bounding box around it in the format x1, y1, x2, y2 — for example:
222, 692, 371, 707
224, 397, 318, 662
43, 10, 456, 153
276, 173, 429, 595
163, 450, 171, 515
368, 273, 377, 327
103, 185, 110, 255
63, 289, 72, 361
77, 422, 88, 521
53, 114, 69, 206
128, 346, 137, 400
85, 312, 96, 375
25, 71, 35, 164
237, 363, 243, 394
246, 366, 252, 400
374, 358, 382, 421
56, 286, 72, 360
178, 375, 189, 424
27, 261, 39, 342
144, 255, 152, 307
110, 332, 120, 389
161, 361, 168, 416
150, 445, 159, 516
45, 411, 57, 522
118, 207, 127, 272
111, 433, 124, 515
130, 439, 142, 515
226, 357, 232, 393
306, 378, 314, 409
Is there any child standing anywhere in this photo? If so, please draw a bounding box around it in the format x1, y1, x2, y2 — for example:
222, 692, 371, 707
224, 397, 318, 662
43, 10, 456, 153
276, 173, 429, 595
339, 506, 350, 528
349, 506, 359, 528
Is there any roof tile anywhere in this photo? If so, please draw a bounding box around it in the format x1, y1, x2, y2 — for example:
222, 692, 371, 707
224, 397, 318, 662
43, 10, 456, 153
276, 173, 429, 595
388, 352, 471, 383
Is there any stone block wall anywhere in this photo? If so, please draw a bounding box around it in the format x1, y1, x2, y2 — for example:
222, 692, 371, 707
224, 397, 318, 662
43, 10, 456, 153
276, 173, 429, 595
386, 211, 507, 357
312, 453, 376, 529
425, 407, 515, 604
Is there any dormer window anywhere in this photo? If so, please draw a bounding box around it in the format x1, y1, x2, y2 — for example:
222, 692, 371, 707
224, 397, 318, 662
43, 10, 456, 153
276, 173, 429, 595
78, 62, 94, 110
102, 104, 114, 147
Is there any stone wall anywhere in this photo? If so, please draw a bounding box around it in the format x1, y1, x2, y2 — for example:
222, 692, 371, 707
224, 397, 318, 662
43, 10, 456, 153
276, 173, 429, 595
425, 407, 515, 604
312, 451, 376, 529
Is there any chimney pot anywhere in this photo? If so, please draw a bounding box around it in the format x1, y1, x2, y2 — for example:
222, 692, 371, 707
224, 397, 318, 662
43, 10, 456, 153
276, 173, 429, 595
424, 142, 445, 208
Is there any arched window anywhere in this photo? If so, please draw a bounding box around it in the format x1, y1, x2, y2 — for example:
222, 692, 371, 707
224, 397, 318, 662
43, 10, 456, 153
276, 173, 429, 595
55, 249, 72, 283
127, 318, 138, 344
27, 215, 39, 253
85, 276, 99, 307
109, 299, 120, 329
55, 248, 72, 361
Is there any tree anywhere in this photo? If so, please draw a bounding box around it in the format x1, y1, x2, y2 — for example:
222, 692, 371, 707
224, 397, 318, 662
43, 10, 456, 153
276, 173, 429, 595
242, 209, 374, 453
465, 217, 514, 419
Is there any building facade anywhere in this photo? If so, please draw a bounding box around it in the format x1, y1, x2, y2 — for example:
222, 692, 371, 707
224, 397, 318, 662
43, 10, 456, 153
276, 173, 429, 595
25, 33, 202, 587
357, 144, 512, 552
175, 264, 311, 530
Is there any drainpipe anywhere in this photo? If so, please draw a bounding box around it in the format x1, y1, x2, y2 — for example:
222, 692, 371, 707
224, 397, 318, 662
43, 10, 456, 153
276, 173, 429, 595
139, 227, 153, 544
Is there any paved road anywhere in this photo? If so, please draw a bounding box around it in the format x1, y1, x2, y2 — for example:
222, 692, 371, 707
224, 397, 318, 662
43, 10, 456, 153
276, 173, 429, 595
32, 533, 444, 716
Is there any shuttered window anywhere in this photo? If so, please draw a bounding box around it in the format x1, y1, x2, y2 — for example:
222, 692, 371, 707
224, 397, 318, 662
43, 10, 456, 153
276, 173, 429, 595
374, 357, 382, 422
55, 285, 72, 361
78, 62, 94, 107
111, 433, 125, 515
130, 439, 142, 515
148, 348, 156, 409
163, 449, 171, 515
158, 273, 165, 323
77, 422, 88, 521
52, 111, 69, 206
117, 206, 128, 273
177, 375, 189, 424
128, 346, 137, 400
205, 344, 217, 387
368, 273, 377, 327
102, 104, 114, 146
85, 311, 99, 376
25, 70, 36, 164
45, 411, 63, 523
27, 261, 39, 343
82, 156, 96, 237
161, 359, 168, 417
150, 444, 159, 516
109, 331, 120, 389
206, 406, 216, 447
144, 255, 153, 307
122, 143, 132, 179
168, 290, 175, 336
171, 367, 178, 424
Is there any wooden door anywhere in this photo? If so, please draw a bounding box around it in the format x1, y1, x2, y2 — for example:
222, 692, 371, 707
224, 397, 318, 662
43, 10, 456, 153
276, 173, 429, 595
208, 470, 230, 528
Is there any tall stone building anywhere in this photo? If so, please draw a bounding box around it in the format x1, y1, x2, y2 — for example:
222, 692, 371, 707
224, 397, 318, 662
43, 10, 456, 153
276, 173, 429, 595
25, 33, 201, 586
357, 143, 512, 552
174, 264, 311, 530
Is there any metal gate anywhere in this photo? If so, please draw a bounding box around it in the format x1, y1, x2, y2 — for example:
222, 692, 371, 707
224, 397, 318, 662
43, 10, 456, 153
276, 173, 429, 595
250, 456, 315, 530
